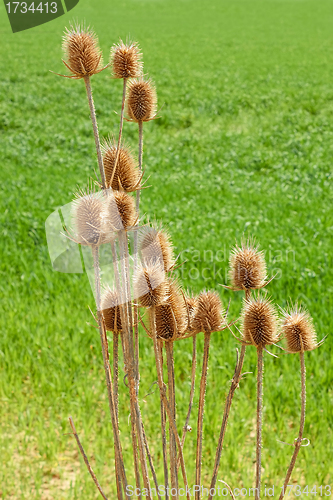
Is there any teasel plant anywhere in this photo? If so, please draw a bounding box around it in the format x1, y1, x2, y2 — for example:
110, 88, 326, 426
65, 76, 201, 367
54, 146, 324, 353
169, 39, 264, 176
208, 240, 271, 499
50, 21, 324, 500
278, 305, 325, 500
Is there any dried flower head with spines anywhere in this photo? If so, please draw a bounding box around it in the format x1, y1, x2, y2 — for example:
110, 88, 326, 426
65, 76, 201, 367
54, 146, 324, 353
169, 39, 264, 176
192, 291, 223, 334
102, 139, 140, 192
229, 239, 267, 291
62, 24, 104, 78
72, 188, 105, 246
127, 78, 157, 122
134, 261, 167, 307
281, 305, 318, 353
242, 296, 279, 348
110, 39, 142, 79
140, 226, 175, 272
105, 190, 137, 231
101, 287, 122, 333
155, 280, 187, 340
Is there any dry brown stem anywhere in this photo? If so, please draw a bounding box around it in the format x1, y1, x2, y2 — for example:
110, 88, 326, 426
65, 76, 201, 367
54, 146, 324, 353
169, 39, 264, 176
256, 346, 263, 500
279, 351, 306, 500
166, 342, 178, 498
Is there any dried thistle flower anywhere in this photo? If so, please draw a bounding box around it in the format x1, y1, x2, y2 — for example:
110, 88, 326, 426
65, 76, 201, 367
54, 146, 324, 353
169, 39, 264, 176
110, 40, 142, 79
127, 78, 157, 122
184, 295, 197, 333
192, 291, 223, 334
134, 261, 167, 307
62, 24, 104, 78
105, 190, 137, 231
155, 280, 187, 340
281, 305, 318, 353
242, 296, 279, 348
140, 227, 175, 272
101, 287, 122, 333
72, 189, 105, 246
102, 140, 140, 192
229, 240, 267, 291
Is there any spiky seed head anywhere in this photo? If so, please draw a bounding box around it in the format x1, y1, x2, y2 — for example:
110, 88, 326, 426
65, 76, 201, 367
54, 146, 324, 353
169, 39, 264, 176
242, 296, 279, 348
101, 287, 122, 333
192, 291, 223, 334
102, 140, 140, 192
140, 227, 175, 272
62, 24, 103, 78
134, 261, 167, 307
229, 240, 267, 290
105, 191, 137, 231
281, 305, 318, 353
110, 40, 142, 79
127, 78, 157, 122
155, 280, 187, 340
72, 189, 105, 246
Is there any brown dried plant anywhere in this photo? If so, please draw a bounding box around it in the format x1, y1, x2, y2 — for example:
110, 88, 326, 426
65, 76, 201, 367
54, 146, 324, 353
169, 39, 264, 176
51, 22, 323, 500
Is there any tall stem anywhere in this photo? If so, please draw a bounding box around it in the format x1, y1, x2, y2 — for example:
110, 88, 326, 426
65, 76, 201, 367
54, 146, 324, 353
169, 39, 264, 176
150, 307, 191, 500
91, 245, 127, 497
208, 344, 246, 499
279, 352, 306, 500
158, 343, 169, 500
256, 347, 264, 500
177, 335, 197, 472
195, 332, 211, 500
166, 342, 178, 499
118, 231, 152, 499
83, 76, 106, 189
134, 120, 144, 388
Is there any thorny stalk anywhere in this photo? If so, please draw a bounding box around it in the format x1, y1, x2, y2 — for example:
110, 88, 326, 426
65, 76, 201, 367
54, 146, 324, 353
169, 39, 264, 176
208, 345, 246, 499
91, 245, 127, 497
159, 342, 169, 500
279, 351, 306, 500
83, 76, 106, 189
118, 230, 152, 499
166, 341, 178, 499
208, 289, 251, 497
195, 331, 211, 500
177, 335, 197, 472
150, 307, 191, 500
134, 120, 144, 388
69, 416, 109, 500
256, 347, 264, 500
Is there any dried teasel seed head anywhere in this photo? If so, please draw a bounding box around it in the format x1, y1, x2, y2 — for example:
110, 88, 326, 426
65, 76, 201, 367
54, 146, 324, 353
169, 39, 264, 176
102, 140, 140, 192
192, 291, 223, 334
105, 190, 137, 231
127, 78, 157, 123
62, 24, 103, 78
242, 296, 279, 348
101, 287, 122, 333
140, 227, 175, 272
134, 261, 167, 307
110, 40, 142, 79
281, 305, 318, 353
229, 240, 267, 291
155, 280, 187, 340
72, 189, 105, 246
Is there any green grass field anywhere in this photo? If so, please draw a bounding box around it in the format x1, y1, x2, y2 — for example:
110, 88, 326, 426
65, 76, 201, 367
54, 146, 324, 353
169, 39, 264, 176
0, 0, 332, 498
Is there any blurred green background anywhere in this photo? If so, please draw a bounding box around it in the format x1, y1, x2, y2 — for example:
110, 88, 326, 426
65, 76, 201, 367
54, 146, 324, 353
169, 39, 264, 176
0, 0, 332, 498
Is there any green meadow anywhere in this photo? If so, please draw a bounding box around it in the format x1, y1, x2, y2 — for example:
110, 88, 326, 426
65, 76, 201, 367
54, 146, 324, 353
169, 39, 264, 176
0, 0, 332, 497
